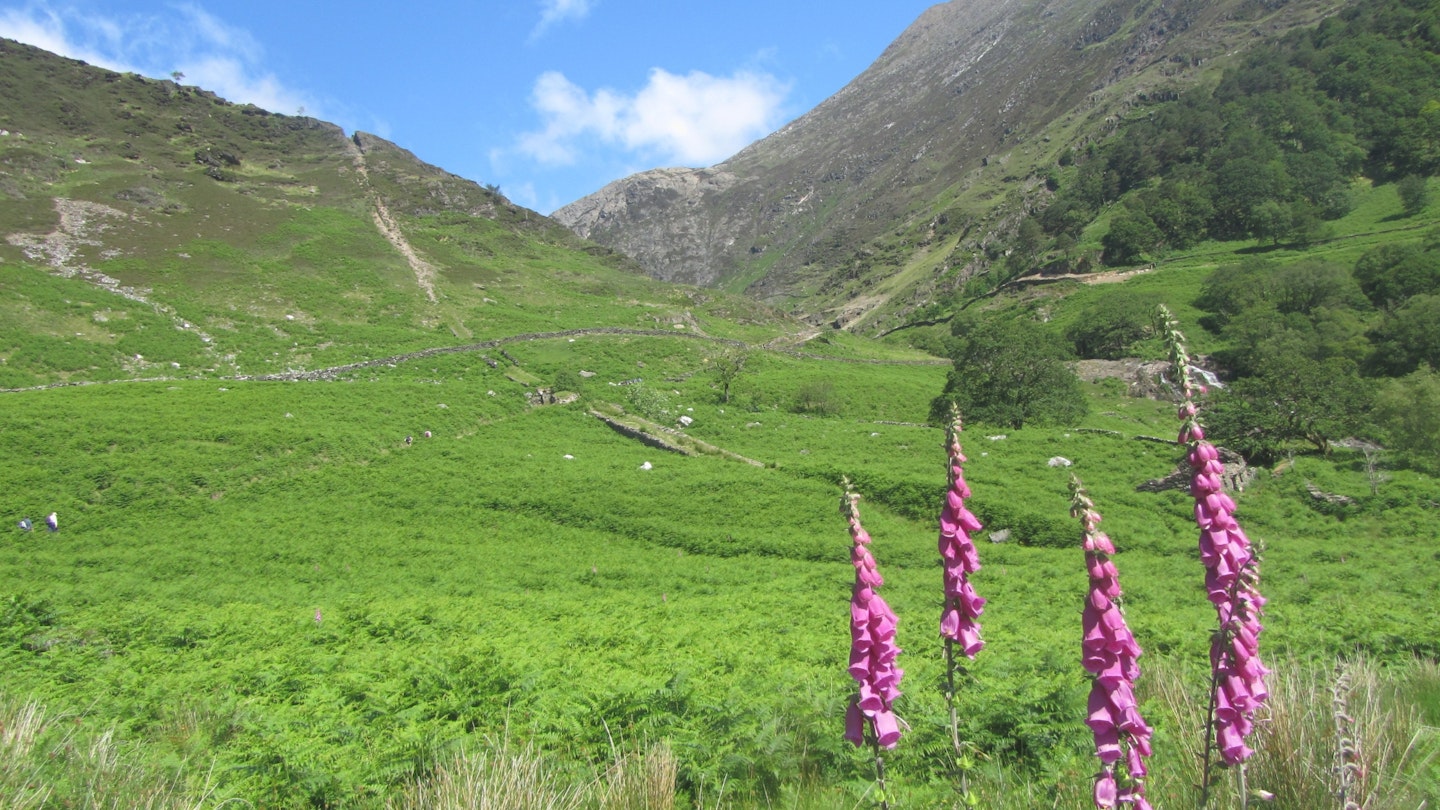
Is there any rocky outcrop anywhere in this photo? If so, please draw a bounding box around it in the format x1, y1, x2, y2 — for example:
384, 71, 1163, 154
554, 0, 1345, 323
556, 168, 741, 287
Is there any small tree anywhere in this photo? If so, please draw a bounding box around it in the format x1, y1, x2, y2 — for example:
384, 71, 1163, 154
709, 350, 748, 404
1065, 291, 1161, 359
931, 315, 1088, 429
1397, 174, 1430, 217
1101, 210, 1162, 266
793, 379, 841, 416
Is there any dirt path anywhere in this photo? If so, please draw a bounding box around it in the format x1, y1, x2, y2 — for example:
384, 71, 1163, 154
345, 139, 438, 302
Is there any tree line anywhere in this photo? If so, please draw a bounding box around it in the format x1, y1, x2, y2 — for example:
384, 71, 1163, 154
930, 0, 1440, 470
1031, 0, 1440, 265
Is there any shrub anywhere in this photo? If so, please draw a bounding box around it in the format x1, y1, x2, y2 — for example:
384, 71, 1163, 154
792, 379, 842, 416
623, 384, 674, 421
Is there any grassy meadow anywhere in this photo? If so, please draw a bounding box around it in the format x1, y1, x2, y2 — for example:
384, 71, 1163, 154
5, 27, 1440, 808
3, 328, 1439, 808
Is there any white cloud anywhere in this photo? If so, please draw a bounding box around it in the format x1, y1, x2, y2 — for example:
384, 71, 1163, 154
515, 68, 789, 168
532, 0, 594, 39
0, 6, 132, 71
0, 3, 317, 116
182, 55, 311, 116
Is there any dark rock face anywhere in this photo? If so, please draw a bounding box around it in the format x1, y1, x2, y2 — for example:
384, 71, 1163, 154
554, 0, 1344, 324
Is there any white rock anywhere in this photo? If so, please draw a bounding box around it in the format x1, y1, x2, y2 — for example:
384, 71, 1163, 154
1047, 456, 1073, 468
678, 415, 694, 427
639, 461, 653, 470
987, 435, 1007, 441
563, 454, 574, 460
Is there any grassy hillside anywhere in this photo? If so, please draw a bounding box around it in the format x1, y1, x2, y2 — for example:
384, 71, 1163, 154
3, 26, 1439, 810
3, 329, 1438, 807
0, 37, 800, 390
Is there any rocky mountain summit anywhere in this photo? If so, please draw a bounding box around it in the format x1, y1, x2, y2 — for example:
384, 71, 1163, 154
555, 0, 1346, 330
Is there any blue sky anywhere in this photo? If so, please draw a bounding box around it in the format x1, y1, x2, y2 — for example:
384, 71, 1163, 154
1, 1, 936, 213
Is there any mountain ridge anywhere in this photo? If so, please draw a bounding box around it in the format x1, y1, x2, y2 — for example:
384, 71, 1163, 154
0, 35, 817, 389
554, 0, 1351, 329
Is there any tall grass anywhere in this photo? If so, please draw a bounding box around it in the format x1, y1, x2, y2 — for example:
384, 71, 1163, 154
388, 741, 588, 810
1141, 657, 1440, 809
383, 737, 677, 810
0, 696, 219, 809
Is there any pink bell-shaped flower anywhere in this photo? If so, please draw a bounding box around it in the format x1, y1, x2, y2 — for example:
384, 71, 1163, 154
937, 413, 985, 658
1071, 477, 1152, 808
841, 483, 905, 750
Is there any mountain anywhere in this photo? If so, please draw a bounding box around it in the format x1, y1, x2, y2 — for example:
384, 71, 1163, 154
0, 37, 796, 388
553, 0, 1349, 332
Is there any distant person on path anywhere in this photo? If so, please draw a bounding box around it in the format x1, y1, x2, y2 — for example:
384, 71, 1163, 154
17, 518, 31, 532
45, 512, 57, 532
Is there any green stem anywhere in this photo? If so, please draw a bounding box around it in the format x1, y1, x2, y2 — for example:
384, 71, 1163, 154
871, 737, 891, 810
944, 637, 971, 801
1200, 631, 1223, 808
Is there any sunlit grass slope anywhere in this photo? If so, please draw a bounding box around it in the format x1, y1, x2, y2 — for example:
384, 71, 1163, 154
0, 37, 798, 389
3, 333, 1438, 807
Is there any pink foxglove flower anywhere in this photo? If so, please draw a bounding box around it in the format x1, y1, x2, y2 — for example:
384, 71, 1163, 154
1159, 306, 1269, 768
938, 411, 985, 657
1071, 477, 1152, 810
843, 482, 904, 749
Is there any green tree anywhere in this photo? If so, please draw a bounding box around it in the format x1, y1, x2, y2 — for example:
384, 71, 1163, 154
1196, 258, 1277, 328
1198, 258, 1366, 333
1353, 243, 1440, 307
1251, 199, 1292, 246
1014, 217, 1045, 262
1141, 180, 1213, 249
931, 316, 1088, 428
1207, 353, 1373, 461
1101, 210, 1162, 266
709, 350, 749, 404
1366, 294, 1440, 376
1268, 260, 1368, 315
1397, 174, 1431, 217
1374, 366, 1440, 471
624, 384, 674, 421
1065, 291, 1162, 359
552, 369, 585, 396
